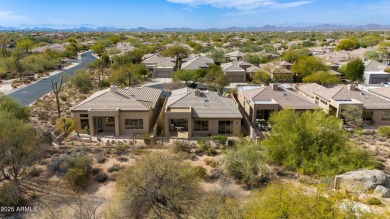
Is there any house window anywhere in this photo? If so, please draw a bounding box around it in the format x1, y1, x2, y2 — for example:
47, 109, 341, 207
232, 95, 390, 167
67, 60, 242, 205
194, 120, 208, 131
218, 121, 233, 134
80, 119, 89, 129
382, 111, 390, 121
125, 119, 144, 129
105, 117, 115, 127
80, 114, 89, 118
363, 111, 374, 121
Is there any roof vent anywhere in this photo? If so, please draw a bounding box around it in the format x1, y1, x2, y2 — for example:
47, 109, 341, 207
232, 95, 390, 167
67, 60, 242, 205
110, 86, 118, 93
204, 99, 209, 107
360, 92, 366, 99
282, 92, 288, 99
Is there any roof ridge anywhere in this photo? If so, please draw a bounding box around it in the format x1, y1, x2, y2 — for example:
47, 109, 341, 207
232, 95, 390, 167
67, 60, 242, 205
330, 86, 346, 99
71, 89, 109, 110
251, 87, 268, 100
167, 89, 193, 107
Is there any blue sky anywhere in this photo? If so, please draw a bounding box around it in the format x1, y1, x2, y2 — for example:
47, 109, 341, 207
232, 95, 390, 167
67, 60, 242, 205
0, 0, 389, 28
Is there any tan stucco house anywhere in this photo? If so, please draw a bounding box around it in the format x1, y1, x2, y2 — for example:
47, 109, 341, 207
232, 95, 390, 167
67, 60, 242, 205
71, 86, 163, 137
237, 84, 318, 122
142, 54, 176, 78
297, 83, 390, 126
164, 88, 243, 138
221, 61, 255, 82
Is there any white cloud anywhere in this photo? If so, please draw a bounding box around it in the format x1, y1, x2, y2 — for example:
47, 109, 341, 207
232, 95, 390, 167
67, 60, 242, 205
167, 0, 312, 10
0, 11, 29, 22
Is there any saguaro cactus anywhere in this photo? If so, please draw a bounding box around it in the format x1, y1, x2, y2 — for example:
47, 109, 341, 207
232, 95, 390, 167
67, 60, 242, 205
51, 75, 64, 118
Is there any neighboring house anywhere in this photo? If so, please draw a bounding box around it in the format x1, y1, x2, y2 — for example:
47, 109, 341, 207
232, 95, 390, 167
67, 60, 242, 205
164, 88, 242, 138
225, 50, 244, 62
110, 42, 134, 58
237, 84, 317, 123
181, 56, 214, 70
363, 60, 390, 84
259, 61, 293, 82
221, 61, 254, 82
296, 83, 390, 125
71, 86, 163, 137
358, 84, 390, 102
142, 54, 176, 78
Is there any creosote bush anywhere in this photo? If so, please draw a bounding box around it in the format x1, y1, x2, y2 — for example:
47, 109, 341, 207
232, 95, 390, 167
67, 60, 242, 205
378, 126, 390, 138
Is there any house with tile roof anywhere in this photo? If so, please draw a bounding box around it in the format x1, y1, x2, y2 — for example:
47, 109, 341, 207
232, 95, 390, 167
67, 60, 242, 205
363, 60, 390, 84
71, 86, 163, 137
181, 56, 214, 70
221, 60, 255, 82
296, 83, 390, 125
225, 50, 244, 62
259, 61, 294, 82
237, 84, 318, 123
142, 54, 176, 78
164, 88, 242, 138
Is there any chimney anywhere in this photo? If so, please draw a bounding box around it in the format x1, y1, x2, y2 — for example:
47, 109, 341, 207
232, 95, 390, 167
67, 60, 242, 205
194, 90, 201, 97
348, 84, 355, 91
110, 86, 118, 93
271, 83, 279, 91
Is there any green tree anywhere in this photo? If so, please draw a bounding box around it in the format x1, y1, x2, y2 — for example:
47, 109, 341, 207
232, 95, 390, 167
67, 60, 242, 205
364, 50, 380, 61
244, 52, 269, 65
172, 69, 197, 86
341, 105, 363, 128
16, 39, 34, 54
251, 70, 272, 85
110, 63, 146, 86
303, 71, 341, 86
342, 58, 365, 82
113, 152, 201, 218
263, 110, 375, 176
91, 42, 107, 56
208, 49, 226, 65
161, 44, 189, 70
71, 69, 92, 93
282, 48, 311, 63
204, 64, 229, 94
291, 56, 330, 77
12, 49, 25, 80
335, 38, 360, 51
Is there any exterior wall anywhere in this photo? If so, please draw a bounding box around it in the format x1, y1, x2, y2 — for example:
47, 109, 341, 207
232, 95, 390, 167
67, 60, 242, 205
164, 111, 192, 137
119, 111, 152, 136
373, 110, 390, 126
153, 67, 174, 78
226, 71, 246, 82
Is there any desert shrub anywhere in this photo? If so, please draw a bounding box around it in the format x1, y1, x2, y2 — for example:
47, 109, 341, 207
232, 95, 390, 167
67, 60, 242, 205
94, 172, 108, 183
56, 117, 75, 136
65, 155, 91, 173
224, 142, 264, 188
378, 126, 390, 138
108, 164, 122, 173
96, 156, 106, 164
143, 134, 151, 145
211, 135, 228, 147
59, 95, 67, 102
204, 158, 218, 167
28, 167, 43, 177
114, 142, 129, 155
367, 197, 383, 206
37, 111, 49, 120
194, 166, 207, 178
64, 168, 89, 191
92, 167, 102, 176
46, 156, 67, 176
0, 182, 23, 207
206, 147, 217, 156
71, 69, 92, 93
116, 156, 128, 162
171, 140, 191, 154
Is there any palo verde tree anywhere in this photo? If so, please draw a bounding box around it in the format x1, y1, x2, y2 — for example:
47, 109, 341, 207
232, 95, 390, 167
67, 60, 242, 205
291, 56, 330, 78
161, 43, 189, 70
263, 110, 376, 176
204, 64, 230, 94
113, 152, 202, 218
302, 70, 341, 86
51, 75, 64, 118
341, 58, 365, 82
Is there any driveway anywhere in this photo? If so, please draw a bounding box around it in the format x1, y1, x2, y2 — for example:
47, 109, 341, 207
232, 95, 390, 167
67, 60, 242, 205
7, 51, 97, 106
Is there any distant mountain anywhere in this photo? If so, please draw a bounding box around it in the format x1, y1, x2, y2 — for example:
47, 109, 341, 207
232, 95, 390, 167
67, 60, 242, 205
1, 24, 390, 32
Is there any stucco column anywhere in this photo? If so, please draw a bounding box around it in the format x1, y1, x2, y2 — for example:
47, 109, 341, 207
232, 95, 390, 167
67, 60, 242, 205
252, 107, 256, 123
88, 116, 95, 136
188, 118, 192, 138
114, 115, 120, 137
165, 116, 170, 137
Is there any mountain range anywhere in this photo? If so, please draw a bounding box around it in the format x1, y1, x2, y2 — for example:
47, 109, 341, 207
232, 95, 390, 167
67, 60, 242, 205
1, 24, 390, 32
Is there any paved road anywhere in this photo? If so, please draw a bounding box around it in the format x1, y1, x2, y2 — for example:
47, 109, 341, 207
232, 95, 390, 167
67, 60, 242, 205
8, 51, 97, 106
